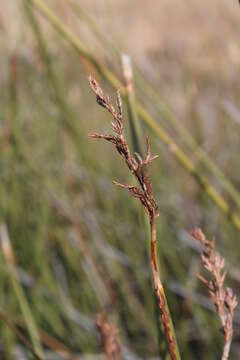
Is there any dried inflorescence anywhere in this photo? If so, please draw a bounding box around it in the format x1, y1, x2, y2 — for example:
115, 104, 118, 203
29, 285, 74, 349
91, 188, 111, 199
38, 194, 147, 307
191, 228, 238, 360
89, 76, 180, 360
95, 313, 121, 360
89, 76, 158, 221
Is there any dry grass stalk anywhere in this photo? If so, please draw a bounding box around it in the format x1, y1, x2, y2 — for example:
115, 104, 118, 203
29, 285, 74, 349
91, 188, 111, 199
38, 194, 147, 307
89, 76, 181, 360
191, 228, 238, 360
95, 313, 121, 360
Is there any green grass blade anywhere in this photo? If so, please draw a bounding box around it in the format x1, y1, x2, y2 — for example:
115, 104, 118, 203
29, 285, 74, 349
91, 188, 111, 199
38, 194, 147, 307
0, 224, 45, 359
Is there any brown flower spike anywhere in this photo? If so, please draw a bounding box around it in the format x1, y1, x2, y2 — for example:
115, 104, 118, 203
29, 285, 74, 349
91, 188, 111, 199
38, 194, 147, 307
89, 76, 158, 219
89, 76, 181, 360
191, 228, 237, 360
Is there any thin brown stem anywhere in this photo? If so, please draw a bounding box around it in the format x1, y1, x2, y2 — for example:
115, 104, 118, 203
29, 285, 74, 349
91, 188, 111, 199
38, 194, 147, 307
150, 214, 180, 360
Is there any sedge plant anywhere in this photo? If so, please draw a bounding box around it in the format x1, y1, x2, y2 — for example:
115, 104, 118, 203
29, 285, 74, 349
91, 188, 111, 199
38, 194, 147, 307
89, 76, 181, 360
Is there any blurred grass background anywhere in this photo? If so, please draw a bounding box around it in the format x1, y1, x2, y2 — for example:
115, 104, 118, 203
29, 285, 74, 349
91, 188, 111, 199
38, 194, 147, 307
0, 0, 240, 358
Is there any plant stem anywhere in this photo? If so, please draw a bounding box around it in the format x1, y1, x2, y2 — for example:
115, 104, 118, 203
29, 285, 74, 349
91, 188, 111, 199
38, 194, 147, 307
150, 214, 181, 360
0, 309, 42, 360
0, 224, 45, 359
222, 341, 231, 360
121, 54, 144, 155
121, 54, 165, 356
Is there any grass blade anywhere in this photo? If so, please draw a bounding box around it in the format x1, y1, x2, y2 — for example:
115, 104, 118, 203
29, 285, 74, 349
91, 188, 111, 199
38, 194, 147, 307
0, 224, 45, 359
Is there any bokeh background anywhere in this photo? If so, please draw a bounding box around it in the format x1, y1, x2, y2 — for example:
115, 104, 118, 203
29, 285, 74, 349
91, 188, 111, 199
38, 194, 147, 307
1, 0, 240, 358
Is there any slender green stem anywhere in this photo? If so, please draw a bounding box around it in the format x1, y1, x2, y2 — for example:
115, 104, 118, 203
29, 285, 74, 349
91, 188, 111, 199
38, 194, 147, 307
0, 224, 45, 359
121, 54, 144, 155
0, 309, 42, 360
23, 1, 79, 139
